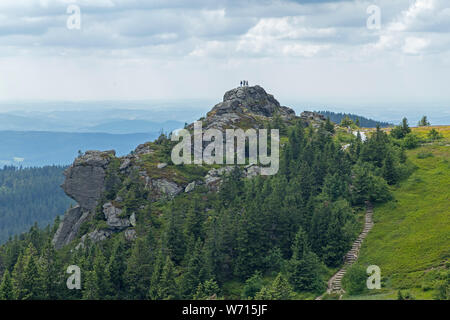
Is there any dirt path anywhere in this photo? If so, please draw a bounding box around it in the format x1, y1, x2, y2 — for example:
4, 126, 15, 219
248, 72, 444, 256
316, 201, 374, 300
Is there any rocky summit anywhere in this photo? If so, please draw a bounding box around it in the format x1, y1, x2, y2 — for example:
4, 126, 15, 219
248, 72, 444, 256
52, 85, 326, 249
202, 85, 296, 130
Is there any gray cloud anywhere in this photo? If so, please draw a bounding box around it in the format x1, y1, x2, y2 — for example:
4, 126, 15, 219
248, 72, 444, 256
0, 0, 448, 105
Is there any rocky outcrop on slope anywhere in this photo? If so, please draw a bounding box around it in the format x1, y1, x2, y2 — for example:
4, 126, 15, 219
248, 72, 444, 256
300, 111, 326, 128
103, 202, 131, 230
53, 150, 115, 249
62, 150, 115, 211
203, 85, 296, 130
52, 205, 91, 249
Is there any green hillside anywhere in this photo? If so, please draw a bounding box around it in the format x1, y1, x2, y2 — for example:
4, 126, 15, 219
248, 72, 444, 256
345, 143, 450, 299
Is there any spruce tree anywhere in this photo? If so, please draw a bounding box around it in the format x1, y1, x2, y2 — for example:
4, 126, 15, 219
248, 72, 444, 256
157, 256, 178, 300
21, 244, 43, 300
193, 278, 220, 300
0, 270, 15, 300
125, 236, 154, 299
92, 247, 109, 299
82, 270, 99, 300
382, 152, 397, 185
11, 252, 25, 300
255, 273, 294, 300
180, 239, 206, 298
107, 238, 127, 299
40, 239, 60, 300
288, 251, 324, 292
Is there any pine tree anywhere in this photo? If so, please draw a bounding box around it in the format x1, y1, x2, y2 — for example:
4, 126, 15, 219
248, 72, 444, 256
92, 247, 109, 299
83, 270, 99, 300
291, 226, 309, 261
194, 278, 220, 300
351, 164, 370, 205
324, 117, 335, 133
382, 152, 397, 185
21, 244, 43, 300
164, 209, 186, 265
0, 270, 15, 300
418, 115, 430, 126
180, 239, 207, 298
125, 236, 154, 299
40, 239, 61, 300
287, 251, 324, 292
107, 238, 127, 299
241, 271, 263, 299
157, 256, 178, 300
11, 252, 25, 300
287, 227, 324, 292
255, 273, 294, 300
402, 117, 411, 135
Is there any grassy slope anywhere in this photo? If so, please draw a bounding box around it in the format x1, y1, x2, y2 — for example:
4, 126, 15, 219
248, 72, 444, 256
346, 127, 450, 299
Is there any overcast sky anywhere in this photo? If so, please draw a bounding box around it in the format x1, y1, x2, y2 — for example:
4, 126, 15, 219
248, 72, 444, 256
0, 0, 449, 112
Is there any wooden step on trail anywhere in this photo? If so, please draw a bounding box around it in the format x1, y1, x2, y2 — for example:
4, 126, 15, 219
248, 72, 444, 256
316, 201, 374, 300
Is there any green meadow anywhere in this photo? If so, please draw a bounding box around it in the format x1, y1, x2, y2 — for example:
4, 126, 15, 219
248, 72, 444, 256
345, 143, 450, 299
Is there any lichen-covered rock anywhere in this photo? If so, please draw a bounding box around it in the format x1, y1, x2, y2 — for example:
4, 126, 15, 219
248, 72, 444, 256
103, 202, 131, 230
145, 178, 183, 199
119, 158, 131, 171
204, 166, 235, 191
130, 212, 137, 227
62, 150, 115, 211
185, 181, 196, 193
134, 143, 154, 155
124, 229, 137, 241
85, 229, 112, 243
52, 206, 91, 250
157, 163, 168, 169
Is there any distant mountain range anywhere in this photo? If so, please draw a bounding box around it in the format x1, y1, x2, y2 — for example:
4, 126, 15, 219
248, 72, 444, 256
0, 110, 186, 134
1, 104, 442, 167
317, 111, 392, 128
0, 109, 186, 167
0, 131, 163, 167
85, 119, 184, 134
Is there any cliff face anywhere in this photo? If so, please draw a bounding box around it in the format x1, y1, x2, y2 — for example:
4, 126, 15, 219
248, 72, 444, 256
53, 85, 325, 249
53, 150, 114, 249
62, 150, 115, 211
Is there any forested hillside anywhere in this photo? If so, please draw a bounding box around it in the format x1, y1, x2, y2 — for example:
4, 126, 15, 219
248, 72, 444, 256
0, 86, 446, 301
0, 166, 73, 244
317, 111, 392, 128
0, 120, 410, 300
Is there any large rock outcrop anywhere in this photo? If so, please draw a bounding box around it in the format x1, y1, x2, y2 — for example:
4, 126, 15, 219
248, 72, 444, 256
203, 85, 296, 130
52, 205, 91, 250
52, 85, 313, 249
62, 150, 115, 211
53, 150, 115, 249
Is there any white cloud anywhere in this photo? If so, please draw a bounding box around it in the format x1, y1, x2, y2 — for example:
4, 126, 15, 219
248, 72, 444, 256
0, 0, 448, 107
402, 37, 430, 54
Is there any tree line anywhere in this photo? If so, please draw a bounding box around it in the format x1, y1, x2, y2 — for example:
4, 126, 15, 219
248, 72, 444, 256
0, 165, 73, 244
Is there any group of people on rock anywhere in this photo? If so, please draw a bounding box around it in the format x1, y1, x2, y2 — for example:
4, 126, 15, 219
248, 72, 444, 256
240, 80, 249, 87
